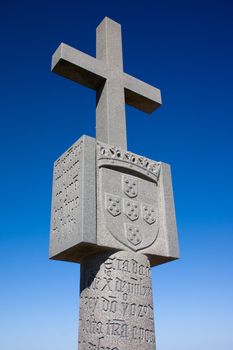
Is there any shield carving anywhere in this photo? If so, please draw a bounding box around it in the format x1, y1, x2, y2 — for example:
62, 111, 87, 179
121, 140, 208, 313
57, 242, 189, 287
102, 168, 159, 252
122, 175, 137, 198
105, 193, 121, 216
123, 199, 139, 221
124, 223, 142, 246
142, 204, 157, 225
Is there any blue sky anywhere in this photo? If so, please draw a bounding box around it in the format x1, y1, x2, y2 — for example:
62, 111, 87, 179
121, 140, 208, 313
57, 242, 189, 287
0, 1, 232, 349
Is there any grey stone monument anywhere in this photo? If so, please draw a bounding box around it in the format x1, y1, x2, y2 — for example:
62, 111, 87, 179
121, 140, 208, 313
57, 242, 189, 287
49, 17, 179, 350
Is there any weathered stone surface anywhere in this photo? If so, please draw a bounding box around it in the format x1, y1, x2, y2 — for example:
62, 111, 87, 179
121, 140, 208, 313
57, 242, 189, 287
49, 135, 96, 261
78, 251, 156, 350
52, 17, 161, 150
50, 139, 179, 266
96, 141, 179, 266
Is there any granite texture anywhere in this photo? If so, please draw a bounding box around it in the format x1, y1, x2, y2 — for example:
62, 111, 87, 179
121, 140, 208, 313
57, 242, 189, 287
51, 17, 161, 150
78, 251, 156, 350
50, 139, 179, 266
96, 141, 179, 266
49, 135, 96, 261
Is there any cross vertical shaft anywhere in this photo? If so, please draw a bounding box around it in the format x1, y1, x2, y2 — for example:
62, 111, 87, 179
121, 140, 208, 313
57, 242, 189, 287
96, 18, 127, 149
51, 17, 162, 150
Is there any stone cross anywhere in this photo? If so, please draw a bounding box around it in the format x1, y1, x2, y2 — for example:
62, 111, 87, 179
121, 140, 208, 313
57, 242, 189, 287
50, 17, 179, 350
52, 17, 161, 149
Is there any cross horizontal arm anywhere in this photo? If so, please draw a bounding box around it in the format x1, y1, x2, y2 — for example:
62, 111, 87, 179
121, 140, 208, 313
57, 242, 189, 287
124, 73, 162, 114
51, 43, 107, 90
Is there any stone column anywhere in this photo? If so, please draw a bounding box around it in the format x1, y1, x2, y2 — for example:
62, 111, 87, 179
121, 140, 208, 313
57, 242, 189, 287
78, 251, 156, 350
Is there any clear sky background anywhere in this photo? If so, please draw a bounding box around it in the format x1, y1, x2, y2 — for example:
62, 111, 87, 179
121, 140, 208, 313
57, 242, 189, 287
0, 1, 232, 349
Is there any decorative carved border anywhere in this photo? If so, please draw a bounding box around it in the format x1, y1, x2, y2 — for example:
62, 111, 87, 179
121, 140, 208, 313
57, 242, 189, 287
97, 141, 161, 183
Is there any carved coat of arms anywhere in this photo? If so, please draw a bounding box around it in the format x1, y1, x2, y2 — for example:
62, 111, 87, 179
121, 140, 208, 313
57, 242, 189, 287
103, 172, 159, 251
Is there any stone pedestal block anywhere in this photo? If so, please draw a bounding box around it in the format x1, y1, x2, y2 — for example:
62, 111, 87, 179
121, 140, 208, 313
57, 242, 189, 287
78, 250, 156, 350
49, 137, 179, 267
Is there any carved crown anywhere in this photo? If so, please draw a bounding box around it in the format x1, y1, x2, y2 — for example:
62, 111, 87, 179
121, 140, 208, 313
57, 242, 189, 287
96, 142, 161, 183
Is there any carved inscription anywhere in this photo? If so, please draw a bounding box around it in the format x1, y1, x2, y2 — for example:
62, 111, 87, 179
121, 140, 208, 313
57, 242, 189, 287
79, 251, 156, 350
51, 140, 82, 244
